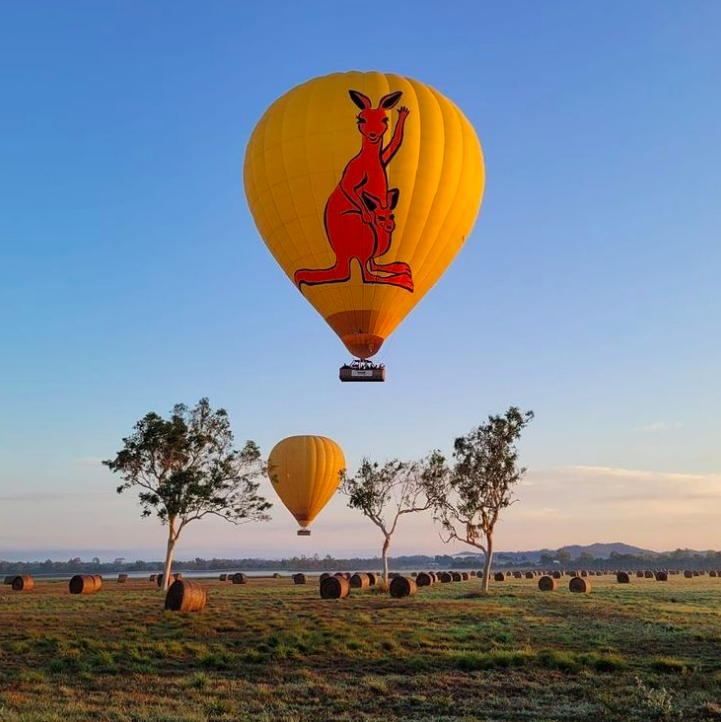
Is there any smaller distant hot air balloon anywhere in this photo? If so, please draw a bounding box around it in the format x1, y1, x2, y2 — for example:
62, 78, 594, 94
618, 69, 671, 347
268, 436, 345, 536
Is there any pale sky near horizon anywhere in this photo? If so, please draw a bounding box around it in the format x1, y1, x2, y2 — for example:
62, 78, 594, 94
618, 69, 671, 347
1, 2, 720, 561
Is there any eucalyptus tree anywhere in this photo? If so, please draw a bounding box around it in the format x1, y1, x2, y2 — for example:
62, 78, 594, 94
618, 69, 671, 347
434, 407, 534, 593
104, 398, 271, 590
342, 452, 446, 585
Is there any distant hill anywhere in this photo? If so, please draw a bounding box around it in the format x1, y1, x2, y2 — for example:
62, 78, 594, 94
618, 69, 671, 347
455, 542, 659, 562
558, 542, 658, 559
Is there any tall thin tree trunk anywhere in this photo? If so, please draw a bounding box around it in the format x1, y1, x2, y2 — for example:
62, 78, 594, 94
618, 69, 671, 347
382, 535, 390, 586
162, 520, 178, 592
481, 533, 494, 594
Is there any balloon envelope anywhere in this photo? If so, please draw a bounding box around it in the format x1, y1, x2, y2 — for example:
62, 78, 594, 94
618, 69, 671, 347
267, 436, 345, 530
244, 70, 485, 359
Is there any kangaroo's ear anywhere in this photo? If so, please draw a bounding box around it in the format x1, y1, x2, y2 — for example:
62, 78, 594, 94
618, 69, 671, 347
361, 191, 379, 212
387, 188, 400, 210
349, 90, 372, 110
379, 91, 402, 109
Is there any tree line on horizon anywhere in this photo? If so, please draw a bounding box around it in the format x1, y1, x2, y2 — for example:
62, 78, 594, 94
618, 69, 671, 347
4, 549, 721, 576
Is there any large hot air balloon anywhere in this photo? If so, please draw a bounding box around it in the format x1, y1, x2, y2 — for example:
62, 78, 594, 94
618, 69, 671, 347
244, 71, 485, 380
267, 436, 344, 535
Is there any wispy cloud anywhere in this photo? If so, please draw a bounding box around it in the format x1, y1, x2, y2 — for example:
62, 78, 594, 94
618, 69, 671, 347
525, 465, 721, 513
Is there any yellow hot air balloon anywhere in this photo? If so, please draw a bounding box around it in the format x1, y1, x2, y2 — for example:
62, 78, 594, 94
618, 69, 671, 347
244, 71, 485, 374
267, 435, 345, 535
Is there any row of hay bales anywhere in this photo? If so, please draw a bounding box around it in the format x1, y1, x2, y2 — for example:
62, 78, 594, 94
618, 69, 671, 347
536, 575, 592, 593
218, 572, 249, 584
320, 572, 373, 599
319, 569, 476, 599
491, 569, 700, 580
149, 573, 183, 586
218, 572, 286, 583
617, 571, 669, 583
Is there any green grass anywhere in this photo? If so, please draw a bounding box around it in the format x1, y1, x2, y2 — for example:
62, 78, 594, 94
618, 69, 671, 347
1, 575, 721, 720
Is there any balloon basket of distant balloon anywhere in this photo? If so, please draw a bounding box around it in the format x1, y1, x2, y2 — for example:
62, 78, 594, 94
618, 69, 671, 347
297, 529, 311, 537
339, 359, 385, 382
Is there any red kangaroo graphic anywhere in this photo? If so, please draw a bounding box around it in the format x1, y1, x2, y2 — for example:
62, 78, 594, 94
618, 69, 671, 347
293, 89, 413, 293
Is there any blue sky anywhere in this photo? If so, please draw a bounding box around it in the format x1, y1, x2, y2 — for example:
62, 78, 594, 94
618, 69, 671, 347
1, 2, 720, 560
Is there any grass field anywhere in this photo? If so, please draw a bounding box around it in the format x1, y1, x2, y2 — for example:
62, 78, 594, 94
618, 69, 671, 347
2, 574, 721, 721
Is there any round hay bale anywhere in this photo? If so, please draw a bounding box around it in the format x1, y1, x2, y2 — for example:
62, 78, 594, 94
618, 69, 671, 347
538, 575, 557, 592
552, 570, 562, 579
69, 575, 101, 595
11, 575, 33, 592
513, 571, 522, 579
655, 571, 668, 582
3, 575, 15, 585
411, 572, 418, 577
366, 572, 377, 586
525, 571, 534, 579
693, 570, 700, 577
416, 572, 433, 587
595, 571, 603, 576
93, 575, 103, 590
580, 570, 588, 577
149, 574, 157, 582
319, 572, 331, 582
164, 580, 207, 612
684, 570, 693, 578
390, 576, 416, 598
709, 570, 717, 578
636, 571, 644, 578
292, 573, 307, 585
428, 572, 438, 583
439, 572, 452, 583
493, 572, 505, 582
117, 573, 128, 583
644, 570, 654, 579
461, 572, 469, 581
350, 573, 370, 589
569, 576, 591, 594
320, 575, 350, 600
469, 571, 477, 577
219, 573, 228, 582
231, 573, 247, 585
272, 573, 281, 579
451, 571, 462, 582
333, 572, 346, 579
616, 572, 631, 584
505, 571, 512, 577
